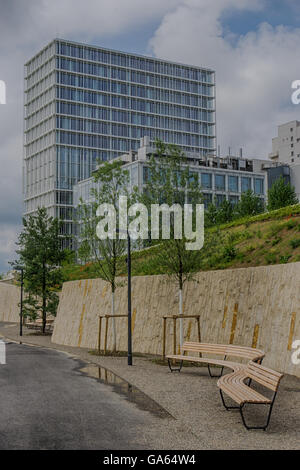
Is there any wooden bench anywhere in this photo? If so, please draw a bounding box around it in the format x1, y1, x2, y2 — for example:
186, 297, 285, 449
217, 361, 284, 430
166, 341, 265, 377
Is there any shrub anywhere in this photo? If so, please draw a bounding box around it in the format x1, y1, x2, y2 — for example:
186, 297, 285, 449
290, 238, 300, 249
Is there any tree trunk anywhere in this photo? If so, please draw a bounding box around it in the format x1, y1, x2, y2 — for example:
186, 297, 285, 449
111, 289, 117, 352
42, 264, 46, 334
179, 288, 183, 350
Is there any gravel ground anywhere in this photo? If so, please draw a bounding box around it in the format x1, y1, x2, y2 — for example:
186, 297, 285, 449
0, 322, 299, 450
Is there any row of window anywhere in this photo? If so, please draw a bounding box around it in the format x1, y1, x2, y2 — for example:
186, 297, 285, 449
57, 72, 213, 104
57, 42, 214, 83
56, 115, 213, 136
143, 169, 264, 194
57, 58, 213, 94
56, 129, 214, 149
57, 87, 214, 116
56, 99, 214, 122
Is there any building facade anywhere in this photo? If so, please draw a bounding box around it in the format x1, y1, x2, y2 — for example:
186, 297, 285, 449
268, 121, 300, 200
269, 120, 300, 164
24, 39, 216, 248
74, 137, 268, 215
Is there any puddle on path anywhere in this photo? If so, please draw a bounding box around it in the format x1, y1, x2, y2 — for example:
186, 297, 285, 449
79, 363, 173, 420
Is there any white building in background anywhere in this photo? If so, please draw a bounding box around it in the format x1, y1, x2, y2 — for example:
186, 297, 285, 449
269, 120, 300, 164
268, 121, 300, 200
74, 136, 269, 212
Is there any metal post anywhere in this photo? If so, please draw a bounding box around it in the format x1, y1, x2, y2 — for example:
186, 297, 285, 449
173, 316, 177, 356
98, 316, 102, 354
127, 232, 132, 366
104, 316, 109, 355
20, 268, 24, 337
162, 317, 166, 360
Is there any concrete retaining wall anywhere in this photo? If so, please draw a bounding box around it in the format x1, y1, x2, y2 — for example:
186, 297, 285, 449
52, 263, 300, 377
0, 283, 20, 322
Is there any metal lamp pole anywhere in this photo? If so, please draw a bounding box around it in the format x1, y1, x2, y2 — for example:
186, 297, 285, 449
127, 231, 132, 366
116, 228, 133, 366
19, 268, 24, 337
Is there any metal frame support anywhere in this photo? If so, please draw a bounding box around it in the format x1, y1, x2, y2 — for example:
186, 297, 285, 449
220, 389, 278, 431
168, 358, 183, 373
207, 355, 226, 378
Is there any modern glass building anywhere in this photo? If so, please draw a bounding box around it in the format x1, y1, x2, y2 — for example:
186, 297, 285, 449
24, 39, 216, 248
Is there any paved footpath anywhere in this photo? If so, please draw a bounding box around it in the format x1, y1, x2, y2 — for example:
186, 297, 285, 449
0, 323, 299, 450
0, 342, 194, 450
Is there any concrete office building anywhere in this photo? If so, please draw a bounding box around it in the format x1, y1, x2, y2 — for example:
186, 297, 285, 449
74, 137, 268, 214
268, 121, 300, 201
269, 120, 300, 164
24, 39, 216, 248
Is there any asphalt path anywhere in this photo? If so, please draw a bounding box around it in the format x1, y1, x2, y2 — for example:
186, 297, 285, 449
0, 342, 163, 450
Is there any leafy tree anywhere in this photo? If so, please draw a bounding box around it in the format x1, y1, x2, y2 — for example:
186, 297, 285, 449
76, 159, 134, 351
267, 176, 298, 211
11, 208, 65, 333
234, 190, 264, 218
77, 239, 91, 265
205, 199, 234, 227
138, 140, 204, 347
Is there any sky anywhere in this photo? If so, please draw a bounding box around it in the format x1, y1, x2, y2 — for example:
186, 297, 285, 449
0, 0, 300, 273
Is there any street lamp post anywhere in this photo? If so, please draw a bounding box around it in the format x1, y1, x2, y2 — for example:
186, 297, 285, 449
127, 232, 132, 366
16, 267, 24, 337
116, 228, 133, 366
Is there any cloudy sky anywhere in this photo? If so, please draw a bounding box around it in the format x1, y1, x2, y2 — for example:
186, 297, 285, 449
0, 0, 300, 273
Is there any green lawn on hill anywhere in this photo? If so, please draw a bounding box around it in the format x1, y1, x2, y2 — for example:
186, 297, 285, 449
62, 204, 300, 282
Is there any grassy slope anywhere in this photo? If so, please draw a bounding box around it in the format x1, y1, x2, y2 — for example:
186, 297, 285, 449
62, 204, 300, 282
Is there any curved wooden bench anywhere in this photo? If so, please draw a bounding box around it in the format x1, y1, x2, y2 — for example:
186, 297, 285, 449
217, 361, 284, 430
166, 341, 265, 376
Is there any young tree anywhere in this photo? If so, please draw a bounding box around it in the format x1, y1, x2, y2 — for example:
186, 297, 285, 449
234, 189, 264, 218
11, 208, 65, 333
77, 239, 91, 265
267, 176, 298, 211
76, 159, 133, 351
139, 140, 204, 347
205, 199, 234, 227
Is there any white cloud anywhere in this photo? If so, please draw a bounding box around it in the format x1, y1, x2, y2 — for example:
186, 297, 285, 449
150, 0, 300, 157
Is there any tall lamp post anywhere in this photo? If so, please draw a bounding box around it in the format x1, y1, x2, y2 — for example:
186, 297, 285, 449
15, 266, 24, 337
127, 232, 132, 366
117, 228, 132, 366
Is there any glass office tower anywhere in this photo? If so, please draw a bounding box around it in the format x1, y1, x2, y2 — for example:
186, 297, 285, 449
24, 39, 216, 248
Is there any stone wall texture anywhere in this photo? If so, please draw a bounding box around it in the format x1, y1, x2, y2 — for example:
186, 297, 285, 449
52, 262, 300, 377
0, 283, 20, 322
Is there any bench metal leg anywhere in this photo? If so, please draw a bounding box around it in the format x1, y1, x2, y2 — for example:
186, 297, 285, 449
239, 393, 277, 431
168, 358, 183, 373
207, 355, 226, 378
219, 389, 240, 410
208, 364, 225, 378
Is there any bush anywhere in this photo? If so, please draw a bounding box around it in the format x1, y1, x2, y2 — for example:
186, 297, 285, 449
290, 238, 300, 249
265, 253, 277, 264
267, 176, 298, 211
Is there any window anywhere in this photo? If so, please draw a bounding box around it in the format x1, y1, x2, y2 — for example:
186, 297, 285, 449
254, 178, 264, 195
215, 174, 225, 190
229, 195, 239, 206
216, 194, 226, 207
228, 175, 238, 192
201, 173, 212, 189
241, 177, 251, 192
203, 193, 212, 209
